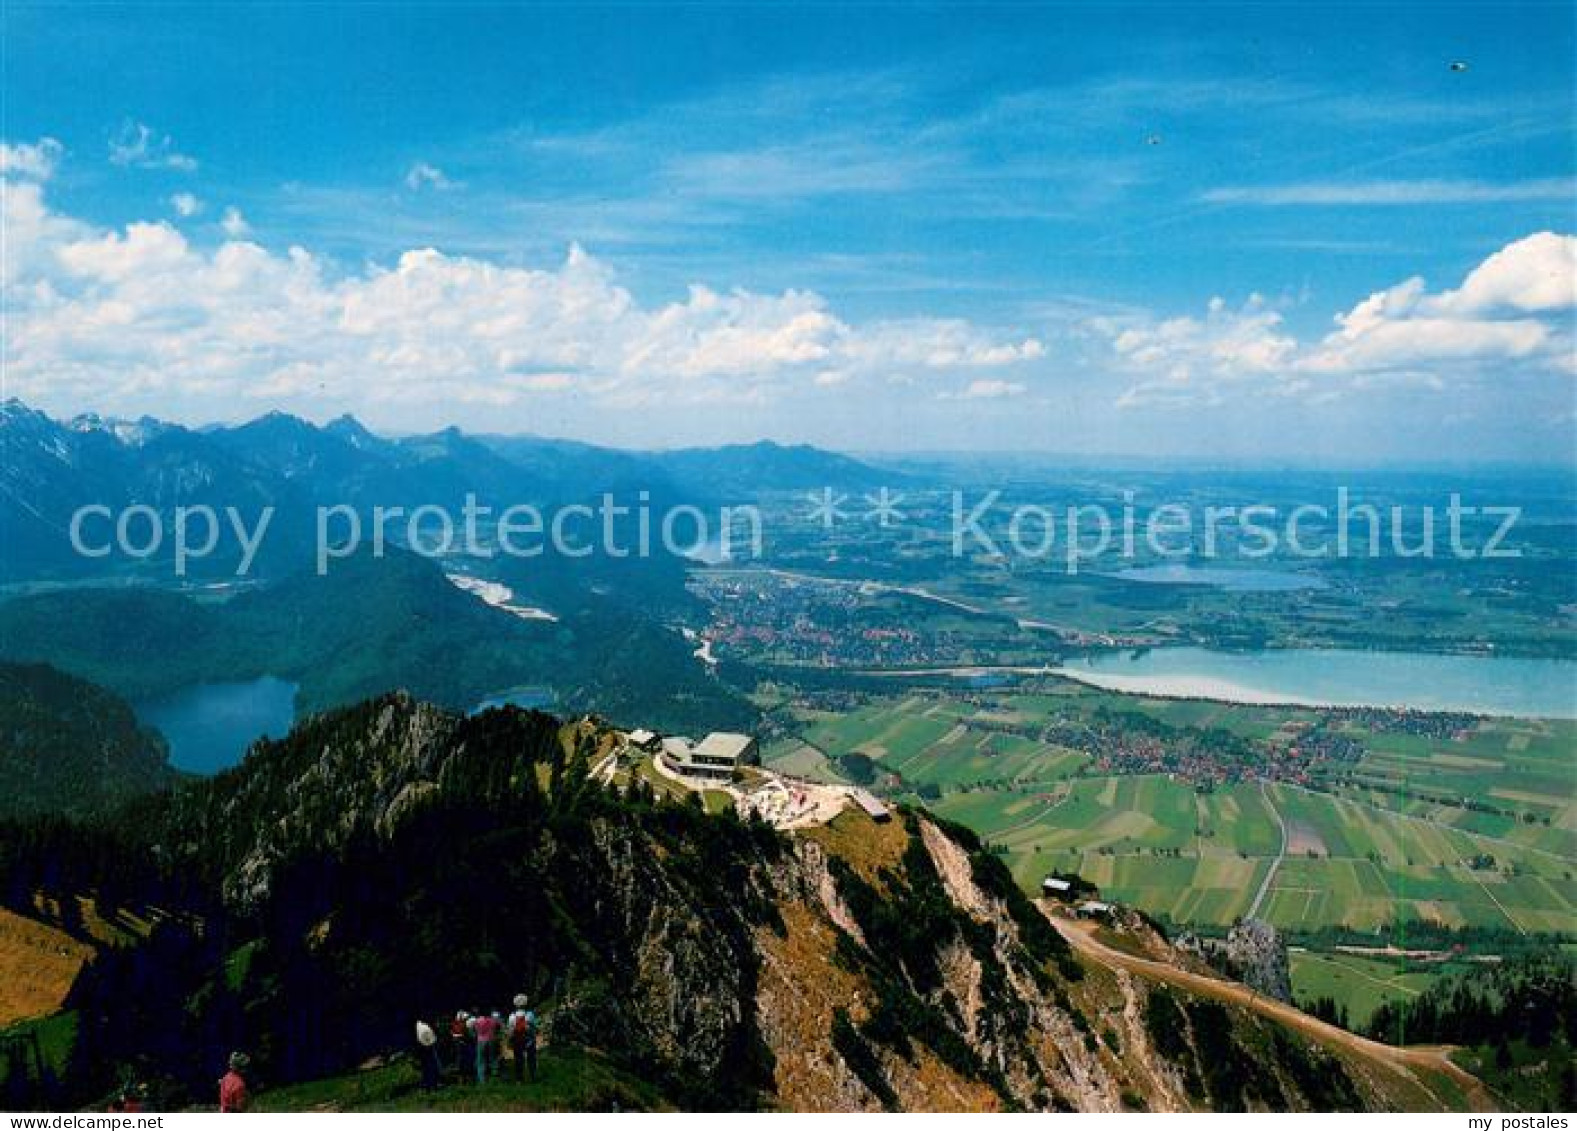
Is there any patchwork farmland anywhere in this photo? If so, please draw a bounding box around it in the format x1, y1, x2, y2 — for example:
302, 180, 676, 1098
765, 683, 1577, 937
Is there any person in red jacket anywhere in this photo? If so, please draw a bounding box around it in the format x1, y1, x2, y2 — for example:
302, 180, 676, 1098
219, 1052, 250, 1113
449, 1011, 471, 1079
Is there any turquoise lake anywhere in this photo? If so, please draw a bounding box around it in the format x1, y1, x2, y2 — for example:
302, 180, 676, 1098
137, 676, 299, 774
472, 685, 557, 713
1056, 647, 1577, 717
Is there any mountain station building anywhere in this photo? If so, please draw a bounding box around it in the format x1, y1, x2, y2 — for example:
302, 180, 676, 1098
660, 732, 759, 781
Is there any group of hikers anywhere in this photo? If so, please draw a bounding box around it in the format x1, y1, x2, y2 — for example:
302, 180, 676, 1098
414, 994, 540, 1091
171, 994, 540, 1112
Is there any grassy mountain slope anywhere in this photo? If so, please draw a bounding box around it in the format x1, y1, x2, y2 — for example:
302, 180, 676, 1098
253, 1048, 671, 1112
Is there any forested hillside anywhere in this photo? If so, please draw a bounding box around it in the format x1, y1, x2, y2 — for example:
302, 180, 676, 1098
0, 548, 750, 734
0, 664, 173, 819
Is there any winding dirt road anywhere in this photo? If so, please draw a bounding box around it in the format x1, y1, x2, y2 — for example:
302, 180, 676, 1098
1047, 914, 1496, 1112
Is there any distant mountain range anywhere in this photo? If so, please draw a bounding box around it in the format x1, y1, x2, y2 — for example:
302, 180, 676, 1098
640, 439, 893, 499
0, 399, 894, 580
2, 400, 835, 739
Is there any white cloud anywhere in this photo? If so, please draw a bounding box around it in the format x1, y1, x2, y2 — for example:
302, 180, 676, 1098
1106, 295, 1298, 406
108, 121, 198, 172
504, 372, 574, 393
941, 378, 1027, 400
1202, 178, 1577, 207
0, 138, 63, 180
1104, 233, 1575, 406
220, 206, 251, 237
1429, 231, 1576, 314
1304, 233, 1575, 376
404, 162, 458, 191
0, 178, 90, 286
1302, 284, 1549, 376
1, 180, 1042, 417
170, 192, 204, 218
844, 320, 1044, 371
56, 220, 191, 283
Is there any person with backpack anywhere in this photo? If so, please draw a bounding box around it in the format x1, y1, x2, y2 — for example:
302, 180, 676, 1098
507, 995, 538, 1083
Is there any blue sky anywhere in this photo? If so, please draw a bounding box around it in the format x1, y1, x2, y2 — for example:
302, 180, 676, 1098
2, 2, 1574, 459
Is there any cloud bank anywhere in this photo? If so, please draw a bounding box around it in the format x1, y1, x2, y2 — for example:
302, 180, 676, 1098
1105, 232, 1576, 406
2, 137, 1571, 440
1203, 177, 1577, 207
2, 152, 1044, 418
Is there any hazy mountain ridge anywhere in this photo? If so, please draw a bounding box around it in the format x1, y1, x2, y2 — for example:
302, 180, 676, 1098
0, 400, 890, 580
644, 440, 900, 498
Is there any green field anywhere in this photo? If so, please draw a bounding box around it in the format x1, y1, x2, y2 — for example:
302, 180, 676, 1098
1287, 951, 1461, 1029
1330, 715, 1576, 857
977, 774, 1574, 934
783, 693, 1092, 790
0, 1011, 77, 1093
768, 684, 1577, 936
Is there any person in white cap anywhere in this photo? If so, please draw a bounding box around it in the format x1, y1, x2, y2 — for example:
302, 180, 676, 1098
415, 1019, 441, 1091
507, 994, 539, 1083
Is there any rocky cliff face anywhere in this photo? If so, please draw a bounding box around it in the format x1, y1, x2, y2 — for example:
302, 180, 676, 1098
1224, 918, 1294, 1003
116, 695, 1455, 1111
747, 811, 1380, 1112
154, 692, 464, 908
1177, 918, 1294, 1004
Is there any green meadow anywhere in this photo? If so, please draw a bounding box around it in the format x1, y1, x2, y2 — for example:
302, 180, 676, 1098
767, 684, 1577, 937
1286, 951, 1460, 1029
788, 693, 1091, 789
1330, 715, 1575, 857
